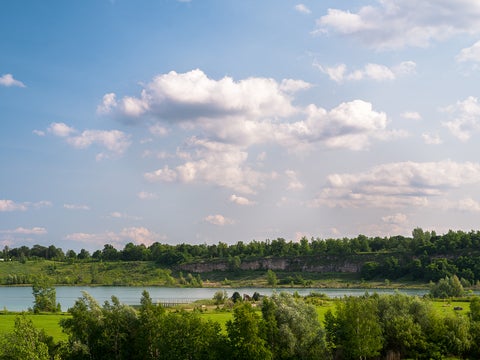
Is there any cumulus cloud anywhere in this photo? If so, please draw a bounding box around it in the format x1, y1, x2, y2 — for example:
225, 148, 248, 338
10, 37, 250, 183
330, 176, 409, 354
0, 200, 50, 212
103, 69, 402, 194
97, 93, 117, 114
422, 132, 443, 145
442, 96, 480, 141
285, 170, 304, 190
0, 74, 26, 87
109, 212, 141, 220
0, 227, 47, 235
401, 111, 422, 120
144, 165, 178, 182
100, 69, 300, 123
456, 41, 480, 62
48, 122, 76, 137
66, 226, 164, 248
315, 61, 416, 83
229, 194, 255, 206
137, 191, 158, 200
312, 160, 480, 208
455, 198, 480, 212
316, 1, 480, 50
64, 204, 90, 210
295, 4, 311, 14
382, 213, 408, 224
0, 200, 28, 212
204, 214, 234, 226
146, 139, 275, 194
47, 122, 131, 158
149, 124, 168, 137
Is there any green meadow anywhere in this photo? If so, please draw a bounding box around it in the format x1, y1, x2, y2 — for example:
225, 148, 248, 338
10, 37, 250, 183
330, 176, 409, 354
0, 298, 470, 342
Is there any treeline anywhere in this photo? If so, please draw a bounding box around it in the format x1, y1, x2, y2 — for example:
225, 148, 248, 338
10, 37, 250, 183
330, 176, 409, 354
5, 228, 480, 283
3, 292, 480, 359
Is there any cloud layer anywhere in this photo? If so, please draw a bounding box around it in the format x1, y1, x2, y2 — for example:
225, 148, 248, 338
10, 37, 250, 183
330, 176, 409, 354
317, 0, 480, 50
313, 160, 480, 209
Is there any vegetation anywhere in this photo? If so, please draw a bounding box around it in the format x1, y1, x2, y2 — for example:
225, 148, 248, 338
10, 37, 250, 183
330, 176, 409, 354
3, 228, 480, 288
1, 291, 480, 359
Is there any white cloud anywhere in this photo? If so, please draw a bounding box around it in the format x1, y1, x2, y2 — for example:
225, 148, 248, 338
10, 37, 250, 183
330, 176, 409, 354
204, 214, 234, 226
456, 40, 480, 62
109, 212, 141, 220
33, 130, 45, 136
146, 139, 275, 194
64, 204, 90, 210
401, 111, 422, 120
312, 160, 480, 209
0, 200, 28, 212
48, 122, 76, 137
422, 132, 443, 145
144, 165, 178, 182
97, 93, 117, 114
280, 79, 312, 92
289, 100, 393, 151
285, 170, 304, 190
295, 4, 311, 15
443, 96, 480, 141
229, 194, 255, 206
101, 69, 299, 123
66, 226, 164, 248
0, 227, 47, 235
315, 61, 416, 83
137, 191, 158, 200
67, 129, 131, 154
317, 1, 480, 50
149, 124, 168, 137
0, 200, 50, 212
47, 122, 131, 158
382, 213, 408, 224
455, 198, 480, 212
32, 201, 52, 209
0, 74, 26, 87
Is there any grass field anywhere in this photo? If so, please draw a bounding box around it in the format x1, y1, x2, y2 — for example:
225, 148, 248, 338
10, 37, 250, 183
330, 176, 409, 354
0, 298, 472, 343
0, 313, 69, 341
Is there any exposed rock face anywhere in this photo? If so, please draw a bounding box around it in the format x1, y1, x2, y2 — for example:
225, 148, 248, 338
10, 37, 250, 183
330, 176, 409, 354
177, 255, 369, 273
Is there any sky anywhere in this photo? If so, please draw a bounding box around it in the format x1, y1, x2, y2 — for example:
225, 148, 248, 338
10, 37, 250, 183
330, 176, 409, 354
3, 0, 480, 252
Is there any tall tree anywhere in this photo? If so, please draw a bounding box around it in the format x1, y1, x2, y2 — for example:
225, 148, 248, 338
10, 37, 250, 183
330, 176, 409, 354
32, 278, 59, 313
325, 296, 383, 360
227, 302, 272, 360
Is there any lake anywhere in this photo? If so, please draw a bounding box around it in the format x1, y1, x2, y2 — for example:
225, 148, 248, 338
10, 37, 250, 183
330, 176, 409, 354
0, 286, 430, 311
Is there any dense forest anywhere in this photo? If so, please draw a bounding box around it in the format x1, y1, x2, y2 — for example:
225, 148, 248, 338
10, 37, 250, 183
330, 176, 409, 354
3, 291, 480, 360
4, 228, 480, 285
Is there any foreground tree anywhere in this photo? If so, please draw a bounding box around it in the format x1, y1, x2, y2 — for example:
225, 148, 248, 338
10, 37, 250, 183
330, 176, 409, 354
325, 296, 383, 360
0, 314, 50, 360
262, 293, 329, 359
227, 302, 272, 360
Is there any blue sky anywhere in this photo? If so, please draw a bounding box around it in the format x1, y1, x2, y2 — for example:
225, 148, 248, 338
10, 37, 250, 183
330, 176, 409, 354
3, 0, 480, 252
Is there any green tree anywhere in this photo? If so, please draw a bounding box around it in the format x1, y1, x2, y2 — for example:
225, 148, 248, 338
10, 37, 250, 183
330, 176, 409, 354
227, 302, 272, 360
60, 291, 104, 359
32, 279, 59, 313
0, 314, 50, 360
266, 269, 278, 287
376, 293, 428, 358
325, 296, 383, 360
430, 275, 464, 298
262, 293, 329, 359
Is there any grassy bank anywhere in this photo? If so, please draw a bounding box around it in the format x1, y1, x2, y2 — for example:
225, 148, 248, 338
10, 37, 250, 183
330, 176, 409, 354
0, 259, 433, 289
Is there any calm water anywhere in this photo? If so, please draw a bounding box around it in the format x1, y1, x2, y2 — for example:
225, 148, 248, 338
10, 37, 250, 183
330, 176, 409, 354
0, 286, 429, 311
